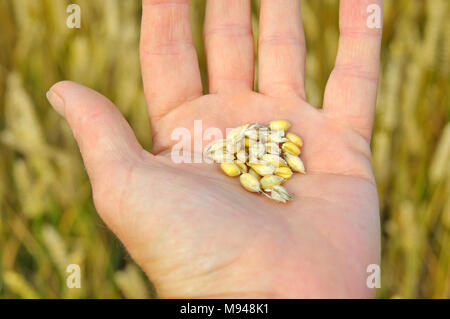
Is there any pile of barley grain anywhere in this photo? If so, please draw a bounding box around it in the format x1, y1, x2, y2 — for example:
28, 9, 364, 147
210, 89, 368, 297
206, 120, 305, 203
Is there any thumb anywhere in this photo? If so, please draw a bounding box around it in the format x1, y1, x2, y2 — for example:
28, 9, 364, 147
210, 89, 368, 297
46, 81, 145, 221
47, 81, 144, 174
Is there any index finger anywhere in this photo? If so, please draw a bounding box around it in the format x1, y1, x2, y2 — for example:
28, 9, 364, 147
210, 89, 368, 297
140, 0, 203, 121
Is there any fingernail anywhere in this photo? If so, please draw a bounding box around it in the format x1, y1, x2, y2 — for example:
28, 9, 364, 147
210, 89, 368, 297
46, 89, 65, 116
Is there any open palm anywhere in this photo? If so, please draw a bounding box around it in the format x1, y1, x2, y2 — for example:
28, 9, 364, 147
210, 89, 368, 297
47, 0, 383, 298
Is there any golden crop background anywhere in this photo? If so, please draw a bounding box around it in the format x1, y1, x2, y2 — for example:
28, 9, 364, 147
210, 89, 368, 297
0, 0, 448, 299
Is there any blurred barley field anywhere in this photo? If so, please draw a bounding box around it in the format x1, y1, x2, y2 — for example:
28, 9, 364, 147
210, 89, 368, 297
0, 0, 448, 299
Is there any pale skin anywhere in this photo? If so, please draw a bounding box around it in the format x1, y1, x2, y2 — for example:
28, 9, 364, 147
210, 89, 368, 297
47, 0, 383, 298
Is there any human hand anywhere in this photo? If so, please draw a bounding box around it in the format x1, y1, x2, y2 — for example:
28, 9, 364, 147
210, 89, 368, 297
46, 0, 383, 298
